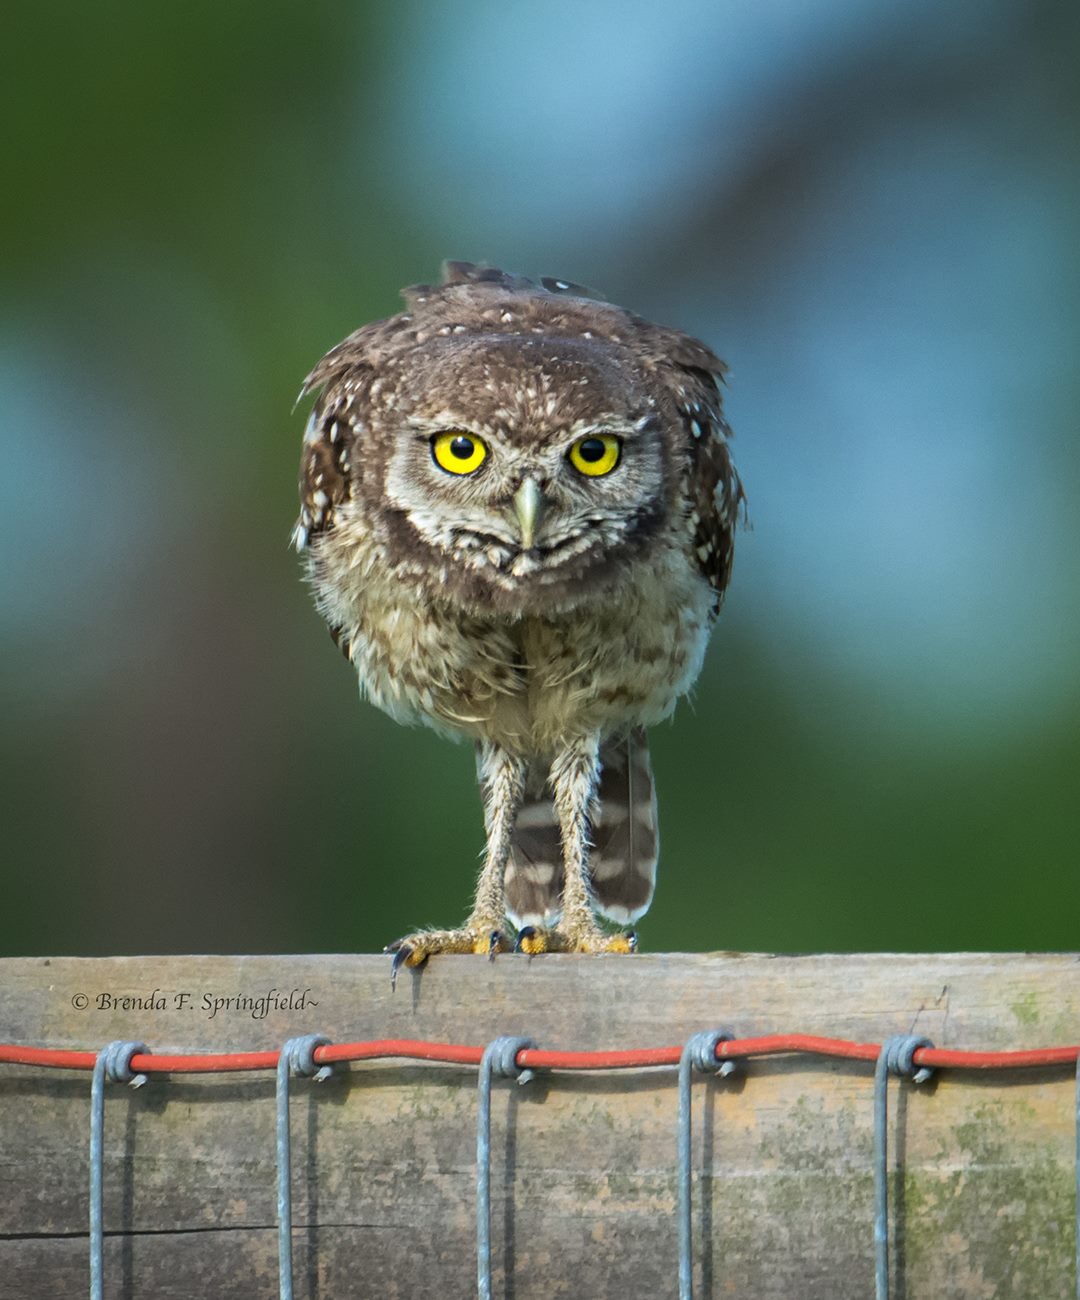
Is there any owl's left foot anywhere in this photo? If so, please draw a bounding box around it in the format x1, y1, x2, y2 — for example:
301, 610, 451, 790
514, 925, 637, 955
385, 925, 511, 988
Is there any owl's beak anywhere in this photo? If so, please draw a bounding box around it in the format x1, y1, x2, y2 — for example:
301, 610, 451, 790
512, 478, 544, 550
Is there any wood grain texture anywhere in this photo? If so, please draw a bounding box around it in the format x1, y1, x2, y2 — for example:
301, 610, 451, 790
0, 952, 1077, 1299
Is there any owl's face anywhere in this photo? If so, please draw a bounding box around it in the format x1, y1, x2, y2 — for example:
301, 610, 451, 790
300, 266, 737, 623
377, 335, 675, 611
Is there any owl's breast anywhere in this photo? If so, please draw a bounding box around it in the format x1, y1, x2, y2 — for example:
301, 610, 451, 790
519, 552, 713, 752
313, 523, 714, 755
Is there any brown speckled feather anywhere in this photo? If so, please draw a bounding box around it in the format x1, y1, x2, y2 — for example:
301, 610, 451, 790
680, 372, 745, 613
294, 404, 352, 550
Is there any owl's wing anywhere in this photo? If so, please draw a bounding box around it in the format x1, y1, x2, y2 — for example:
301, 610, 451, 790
294, 317, 398, 554
293, 398, 357, 660
648, 327, 746, 616
292, 398, 352, 553
686, 386, 744, 615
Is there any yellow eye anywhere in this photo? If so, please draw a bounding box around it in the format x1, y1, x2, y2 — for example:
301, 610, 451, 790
431, 431, 488, 475
568, 434, 621, 477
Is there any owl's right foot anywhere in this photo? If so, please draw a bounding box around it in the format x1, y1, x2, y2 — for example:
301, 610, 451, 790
513, 925, 637, 955
385, 925, 512, 988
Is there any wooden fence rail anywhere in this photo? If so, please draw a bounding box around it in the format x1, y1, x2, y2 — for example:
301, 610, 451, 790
0, 952, 1077, 1299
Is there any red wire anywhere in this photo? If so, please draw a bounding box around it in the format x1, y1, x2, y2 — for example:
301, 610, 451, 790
0, 1036, 1076, 1075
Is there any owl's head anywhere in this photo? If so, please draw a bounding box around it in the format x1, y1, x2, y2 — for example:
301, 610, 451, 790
299, 264, 729, 615
378, 332, 681, 611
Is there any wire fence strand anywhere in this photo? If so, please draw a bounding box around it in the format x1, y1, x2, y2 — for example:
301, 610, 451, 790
4, 1035, 1078, 1075
873, 1036, 934, 1300
3, 1030, 1077, 1299
476, 1037, 534, 1300
89, 1042, 148, 1300
276, 1035, 333, 1300
677, 1029, 736, 1300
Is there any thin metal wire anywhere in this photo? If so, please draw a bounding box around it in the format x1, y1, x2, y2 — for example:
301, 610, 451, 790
276, 1035, 333, 1300
476, 1036, 534, 1300
873, 1035, 933, 1300
89, 1041, 148, 1300
677, 1029, 736, 1300
13, 1023, 1066, 1297
6, 1034, 1078, 1074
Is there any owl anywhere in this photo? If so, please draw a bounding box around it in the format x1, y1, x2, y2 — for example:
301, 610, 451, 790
294, 262, 744, 978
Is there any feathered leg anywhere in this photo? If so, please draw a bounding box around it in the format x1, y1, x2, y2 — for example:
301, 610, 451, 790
386, 742, 526, 981
472, 740, 528, 928
538, 734, 635, 954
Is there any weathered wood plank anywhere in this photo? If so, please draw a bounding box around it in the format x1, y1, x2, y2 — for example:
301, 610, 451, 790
0, 953, 1077, 1298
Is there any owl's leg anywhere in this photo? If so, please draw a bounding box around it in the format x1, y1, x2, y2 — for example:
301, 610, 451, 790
471, 740, 529, 933
541, 735, 634, 954
386, 742, 526, 983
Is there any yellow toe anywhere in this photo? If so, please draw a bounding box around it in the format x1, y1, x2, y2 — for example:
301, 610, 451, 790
601, 933, 635, 954
516, 927, 549, 956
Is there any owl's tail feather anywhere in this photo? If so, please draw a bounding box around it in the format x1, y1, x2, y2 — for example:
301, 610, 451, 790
503, 730, 658, 931
503, 766, 564, 930
589, 729, 659, 927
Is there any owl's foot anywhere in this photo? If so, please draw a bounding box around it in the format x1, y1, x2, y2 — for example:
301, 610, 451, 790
385, 925, 512, 988
514, 924, 637, 956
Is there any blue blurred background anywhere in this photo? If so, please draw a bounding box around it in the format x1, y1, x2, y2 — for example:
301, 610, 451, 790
3, 1, 1078, 957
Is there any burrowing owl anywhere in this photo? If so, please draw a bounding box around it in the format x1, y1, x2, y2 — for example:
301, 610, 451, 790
295, 262, 744, 976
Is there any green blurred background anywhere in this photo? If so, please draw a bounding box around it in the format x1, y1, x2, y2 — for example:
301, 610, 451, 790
3, 1, 1078, 957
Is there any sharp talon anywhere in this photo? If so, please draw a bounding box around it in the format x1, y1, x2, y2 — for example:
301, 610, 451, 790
625, 929, 638, 952
487, 930, 503, 962
514, 925, 548, 956
514, 926, 537, 954
389, 943, 413, 991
